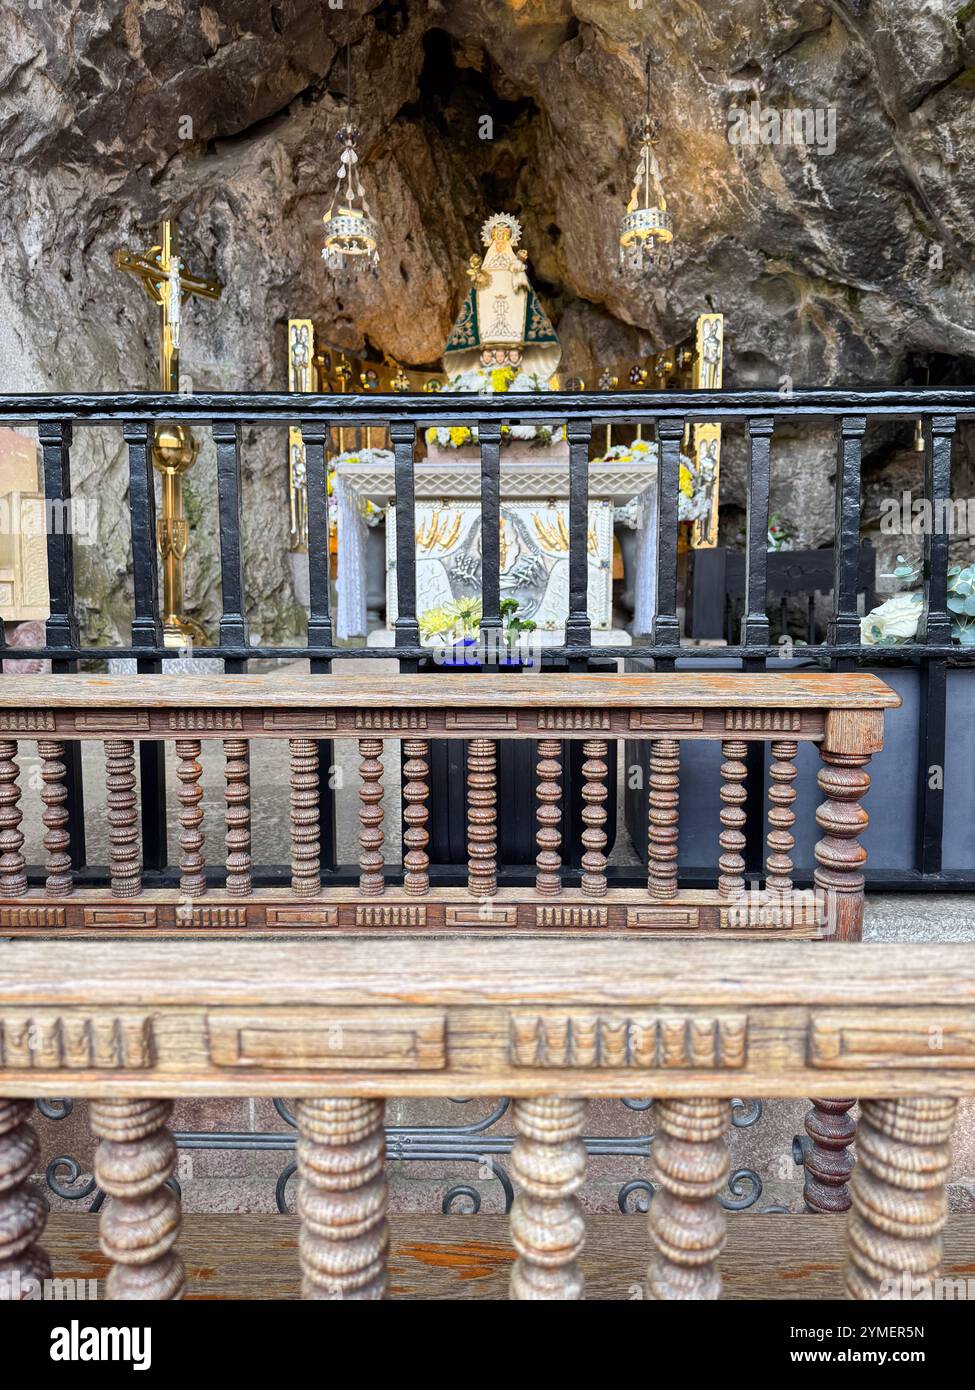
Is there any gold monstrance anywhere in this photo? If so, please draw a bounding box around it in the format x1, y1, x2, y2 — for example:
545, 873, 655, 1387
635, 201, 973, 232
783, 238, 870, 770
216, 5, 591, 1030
115, 220, 223, 645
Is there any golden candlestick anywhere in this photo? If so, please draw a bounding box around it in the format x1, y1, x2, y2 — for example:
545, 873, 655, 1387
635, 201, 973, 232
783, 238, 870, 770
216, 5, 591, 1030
115, 220, 222, 645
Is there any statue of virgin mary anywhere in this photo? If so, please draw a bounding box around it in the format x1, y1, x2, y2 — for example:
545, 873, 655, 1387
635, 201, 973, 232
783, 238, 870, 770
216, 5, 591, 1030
442, 214, 561, 385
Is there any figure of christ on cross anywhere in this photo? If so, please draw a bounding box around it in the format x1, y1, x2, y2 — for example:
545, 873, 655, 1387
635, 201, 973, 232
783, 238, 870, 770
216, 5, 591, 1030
114, 220, 222, 392
114, 219, 223, 646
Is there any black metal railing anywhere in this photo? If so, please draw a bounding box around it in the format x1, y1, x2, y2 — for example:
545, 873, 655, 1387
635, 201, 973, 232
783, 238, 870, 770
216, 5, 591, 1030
2, 387, 973, 890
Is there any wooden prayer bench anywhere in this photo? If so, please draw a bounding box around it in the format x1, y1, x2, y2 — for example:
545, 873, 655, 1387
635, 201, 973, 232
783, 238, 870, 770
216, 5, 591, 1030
0, 670, 898, 939
0, 670, 901, 1241
1, 938, 973, 1301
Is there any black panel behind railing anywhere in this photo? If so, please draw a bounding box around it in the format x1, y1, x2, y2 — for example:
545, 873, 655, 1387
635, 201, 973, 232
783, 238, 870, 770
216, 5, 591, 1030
1, 387, 973, 890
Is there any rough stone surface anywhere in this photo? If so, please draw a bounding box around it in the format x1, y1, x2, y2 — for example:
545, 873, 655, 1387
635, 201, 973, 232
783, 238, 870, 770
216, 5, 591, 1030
2, 2, 975, 635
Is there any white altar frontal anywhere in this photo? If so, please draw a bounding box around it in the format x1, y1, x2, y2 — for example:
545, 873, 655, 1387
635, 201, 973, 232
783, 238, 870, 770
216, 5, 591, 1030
331, 444, 658, 643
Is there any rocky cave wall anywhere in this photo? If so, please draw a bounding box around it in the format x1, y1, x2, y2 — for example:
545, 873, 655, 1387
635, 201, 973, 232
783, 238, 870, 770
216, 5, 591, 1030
1, 0, 974, 641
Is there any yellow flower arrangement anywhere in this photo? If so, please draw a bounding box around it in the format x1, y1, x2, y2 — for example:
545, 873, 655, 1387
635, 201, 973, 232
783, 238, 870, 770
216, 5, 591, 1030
679, 463, 694, 497
449, 426, 472, 447
490, 366, 516, 393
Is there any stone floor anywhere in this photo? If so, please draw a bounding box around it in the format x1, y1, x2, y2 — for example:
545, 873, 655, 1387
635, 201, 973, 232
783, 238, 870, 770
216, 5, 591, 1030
15, 655, 975, 1216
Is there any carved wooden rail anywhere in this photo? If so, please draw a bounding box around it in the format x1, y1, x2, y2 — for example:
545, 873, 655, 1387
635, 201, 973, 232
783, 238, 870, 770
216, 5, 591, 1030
1, 938, 972, 1301
0, 671, 898, 938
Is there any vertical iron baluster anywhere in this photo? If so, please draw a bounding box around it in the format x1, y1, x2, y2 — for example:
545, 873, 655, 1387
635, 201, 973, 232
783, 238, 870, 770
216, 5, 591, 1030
828, 416, 867, 646
124, 420, 167, 873
565, 418, 592, 654
918, 416, 955, 645
301, 418, 337, 875
212, 421, 248, 667
39, 419, 86, 869
300, 419, 334, 656
391, 420, 420, 660
124, 421, 164, 651
652, 418, 684, 648
478, 420, 502, 648
915, 416, 954, 878
741, 417, 773, 647
39, 420, 77, 655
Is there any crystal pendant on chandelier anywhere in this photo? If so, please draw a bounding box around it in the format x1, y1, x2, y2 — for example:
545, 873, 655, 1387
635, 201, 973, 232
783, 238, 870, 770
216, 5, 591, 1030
321, 123, 380, 277
618, 109, 673, 276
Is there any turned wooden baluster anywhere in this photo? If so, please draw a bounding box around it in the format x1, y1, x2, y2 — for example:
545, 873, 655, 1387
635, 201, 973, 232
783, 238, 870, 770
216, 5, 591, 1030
798, 1098, 856, 1213
296, 1097, 388, 1300
580, 738, 608, 898
814, 746, 871, 942
847, 1098, 957, 1300
290, 738, 321, 897
91, 1098, 184, 1300
766, 738, 797, 895
105, 739, 141, 897
535, 738, 562, 896
358, 738, 385, 896
510, 1097, 587, 1300
648, 1098, 730, 1300
223, 738, 252, 896
0, 740, 27, 897
175, 738, 205, 897
0, 1099, 51, 1299
467, 737, 497, 897
647, 739, 679, 899
38, 739, 72, 896
402, 737, 430, 896
718, 739, 748, 897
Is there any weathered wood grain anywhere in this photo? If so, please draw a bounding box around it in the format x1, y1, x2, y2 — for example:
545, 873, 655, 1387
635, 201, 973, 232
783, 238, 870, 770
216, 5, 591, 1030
0, 939, 973, 1098
36, 1213, 975, 1301
0, 672, 902, 712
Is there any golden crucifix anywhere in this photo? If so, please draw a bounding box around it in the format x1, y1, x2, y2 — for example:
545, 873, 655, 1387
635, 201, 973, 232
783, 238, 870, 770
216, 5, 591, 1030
115, 220, 223, 644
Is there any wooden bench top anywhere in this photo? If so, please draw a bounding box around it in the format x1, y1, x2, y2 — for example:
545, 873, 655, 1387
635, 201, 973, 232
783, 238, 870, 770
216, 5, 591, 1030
0, 672, 901, 709
0, 938, 963, 1004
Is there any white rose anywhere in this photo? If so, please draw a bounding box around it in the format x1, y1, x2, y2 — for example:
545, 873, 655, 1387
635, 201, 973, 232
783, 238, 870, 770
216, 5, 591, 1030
860, 592, 923, 645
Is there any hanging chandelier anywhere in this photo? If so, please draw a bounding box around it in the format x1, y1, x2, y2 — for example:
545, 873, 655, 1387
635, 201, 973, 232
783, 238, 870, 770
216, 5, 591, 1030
618, 53, 673, 275
321, 47, 380, 277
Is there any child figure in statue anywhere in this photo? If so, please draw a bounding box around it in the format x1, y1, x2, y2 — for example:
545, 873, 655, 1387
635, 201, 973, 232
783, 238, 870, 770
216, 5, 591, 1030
442, 214, 561, 388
